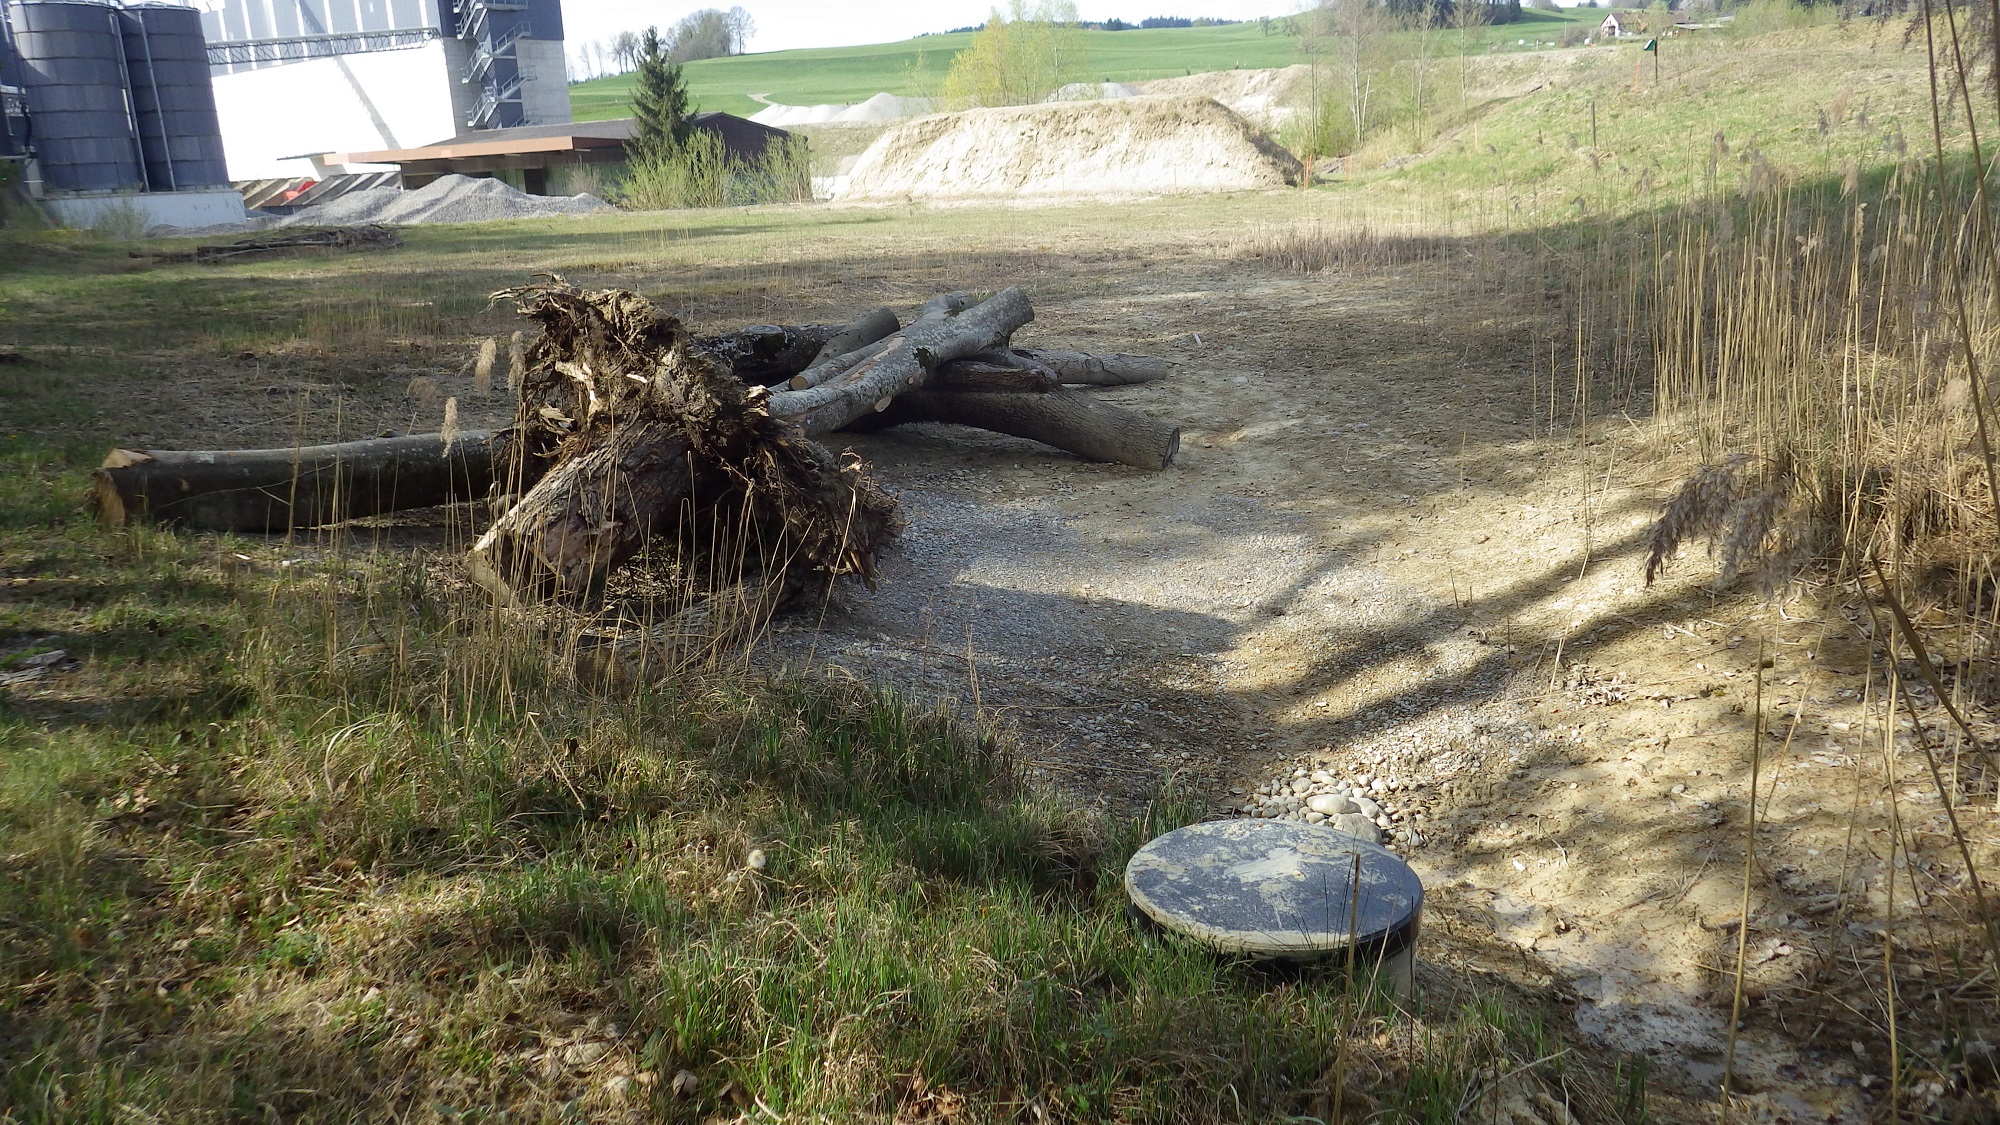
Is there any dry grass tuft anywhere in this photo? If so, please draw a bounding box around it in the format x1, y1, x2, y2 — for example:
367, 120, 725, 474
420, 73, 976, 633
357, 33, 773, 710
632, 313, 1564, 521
1645, 452, 1811, 592
1238, 221, 1450, 273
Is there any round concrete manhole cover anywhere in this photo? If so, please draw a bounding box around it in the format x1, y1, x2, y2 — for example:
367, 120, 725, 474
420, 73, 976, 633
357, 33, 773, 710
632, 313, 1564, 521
1125, 818, 1423, 970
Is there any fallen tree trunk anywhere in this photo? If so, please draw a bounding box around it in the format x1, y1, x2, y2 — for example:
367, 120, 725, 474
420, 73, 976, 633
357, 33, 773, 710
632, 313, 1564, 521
93, 431, 499, 530
696, 323, 846, 384
770, 287, 1034, 435
785, 294, 968, 391
1001, 349, 1168, 386
858, 385, 1180, 469
809, 307, 900, 368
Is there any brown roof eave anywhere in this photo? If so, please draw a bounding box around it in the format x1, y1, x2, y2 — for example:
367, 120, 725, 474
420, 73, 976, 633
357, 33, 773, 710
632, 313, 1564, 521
328, 135, 628, 165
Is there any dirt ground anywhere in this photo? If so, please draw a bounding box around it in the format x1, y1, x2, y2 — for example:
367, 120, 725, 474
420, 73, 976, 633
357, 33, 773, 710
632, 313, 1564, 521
761, 251, 1908, 1123
26, 202, 1997, 1123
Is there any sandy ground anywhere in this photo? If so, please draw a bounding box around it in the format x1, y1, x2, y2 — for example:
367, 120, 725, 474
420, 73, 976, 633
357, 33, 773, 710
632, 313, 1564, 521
25, 206, 1997, 1122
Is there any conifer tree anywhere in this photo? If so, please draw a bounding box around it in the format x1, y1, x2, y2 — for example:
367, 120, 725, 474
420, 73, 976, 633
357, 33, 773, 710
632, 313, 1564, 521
629, 26, 692, 165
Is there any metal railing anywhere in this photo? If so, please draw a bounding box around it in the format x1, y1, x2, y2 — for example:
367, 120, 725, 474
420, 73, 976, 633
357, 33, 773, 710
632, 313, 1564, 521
466, 72, 526, 129
206, 27, 442, 66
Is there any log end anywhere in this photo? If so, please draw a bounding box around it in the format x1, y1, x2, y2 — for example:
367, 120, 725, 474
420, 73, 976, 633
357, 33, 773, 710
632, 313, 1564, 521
100, 448, 155, 470
90, 469, 131, 526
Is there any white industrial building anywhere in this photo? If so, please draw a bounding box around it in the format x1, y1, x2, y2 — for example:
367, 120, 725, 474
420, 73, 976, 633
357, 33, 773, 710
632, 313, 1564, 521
198, 0, 570, 179
0, 0, 571, 225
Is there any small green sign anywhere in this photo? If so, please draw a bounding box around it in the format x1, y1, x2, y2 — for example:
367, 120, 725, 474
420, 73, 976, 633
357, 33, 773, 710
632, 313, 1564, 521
1642, 37, 1658, 51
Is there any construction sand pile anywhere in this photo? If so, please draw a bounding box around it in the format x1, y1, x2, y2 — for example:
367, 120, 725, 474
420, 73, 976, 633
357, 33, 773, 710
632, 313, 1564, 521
1046, 81, 1141, 101
1133, 66, 1310, 131
276, 174, 612, 227
751, 92, 932, 127
837, 95, 1302, 202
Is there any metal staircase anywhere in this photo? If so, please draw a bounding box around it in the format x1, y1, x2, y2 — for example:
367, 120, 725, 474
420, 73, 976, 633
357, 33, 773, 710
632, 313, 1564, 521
449, 0, 533, 129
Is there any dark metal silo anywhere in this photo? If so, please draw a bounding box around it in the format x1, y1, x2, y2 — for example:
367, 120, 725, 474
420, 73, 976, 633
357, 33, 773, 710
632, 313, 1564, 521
119, 3, 228, 190
1, 8, 30, 158
6, 0, 143, 192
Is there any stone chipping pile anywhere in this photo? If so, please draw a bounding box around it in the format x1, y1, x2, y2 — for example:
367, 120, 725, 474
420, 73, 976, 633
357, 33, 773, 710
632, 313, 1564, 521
276, 173, 612, 227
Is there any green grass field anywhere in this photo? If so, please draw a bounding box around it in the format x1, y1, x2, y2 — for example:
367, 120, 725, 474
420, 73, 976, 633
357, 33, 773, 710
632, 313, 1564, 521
567, 13, 1592, 121
570, 23, 1303, 120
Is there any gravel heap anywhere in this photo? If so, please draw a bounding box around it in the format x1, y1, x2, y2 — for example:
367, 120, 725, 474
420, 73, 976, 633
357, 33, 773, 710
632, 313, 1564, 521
749, 92, 931, 126
276, 173, 612, 227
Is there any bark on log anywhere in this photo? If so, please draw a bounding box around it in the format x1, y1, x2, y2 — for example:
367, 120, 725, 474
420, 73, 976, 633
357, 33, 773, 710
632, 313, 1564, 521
809, 307, 900, 368
465, 423, 695, 604
1008, 349, 1167, 385
785, 294, 969, 391
770, 287, 1034, 436
93, 431, 499, 531
858, 386, 1179, 469
696, 323, 844, 384
931, 359, 1060, 393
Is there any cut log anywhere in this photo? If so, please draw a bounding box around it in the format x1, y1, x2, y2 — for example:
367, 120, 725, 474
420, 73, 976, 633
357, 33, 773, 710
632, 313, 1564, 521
808, 307, 901, 368
93, 431, 499, 531
1009, 349, 1168, 386
770, 287, 1034, 436
785, 294, 969, 391
782, 336, 892, 393
931, 358, 1060, 393
858, 385, 1180, 470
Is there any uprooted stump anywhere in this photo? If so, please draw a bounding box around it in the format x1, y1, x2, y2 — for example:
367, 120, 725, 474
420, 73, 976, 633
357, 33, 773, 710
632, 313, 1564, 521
466, 280, 900, 606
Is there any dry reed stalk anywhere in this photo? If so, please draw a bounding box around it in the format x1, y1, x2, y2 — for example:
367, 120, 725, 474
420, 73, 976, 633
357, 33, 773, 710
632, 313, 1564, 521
1871, 564, 2000, 968
1721, 640, 1765, 1117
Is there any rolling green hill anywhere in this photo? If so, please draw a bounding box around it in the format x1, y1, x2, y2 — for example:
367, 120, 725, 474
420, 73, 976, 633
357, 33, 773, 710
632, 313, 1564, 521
567, 12, 1595, 122
568, 23, 1308, 121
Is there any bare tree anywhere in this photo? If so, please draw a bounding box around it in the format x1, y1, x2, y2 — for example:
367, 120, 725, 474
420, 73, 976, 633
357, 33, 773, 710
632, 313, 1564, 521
612, 30, 642, 72
1406, 0, 1443, 147
726, 6, 756, 50
1452, 0, 1492, 114
1311, 0, 1391, 151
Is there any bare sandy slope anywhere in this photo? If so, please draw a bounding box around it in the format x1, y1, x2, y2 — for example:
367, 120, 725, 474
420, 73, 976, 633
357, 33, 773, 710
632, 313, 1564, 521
839, 95, 1302, 201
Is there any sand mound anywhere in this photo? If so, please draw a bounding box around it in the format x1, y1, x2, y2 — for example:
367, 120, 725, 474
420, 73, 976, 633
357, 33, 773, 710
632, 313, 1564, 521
1134, 66, 1310, 130
276, 174, 611, 227
838, 95, 1301, 202
1046, 81, 1140, 102
751, 93, 932, 127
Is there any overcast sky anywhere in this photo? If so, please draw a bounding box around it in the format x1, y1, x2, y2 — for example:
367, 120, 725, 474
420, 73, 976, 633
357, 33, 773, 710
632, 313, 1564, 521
564, 2, 1305, 54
